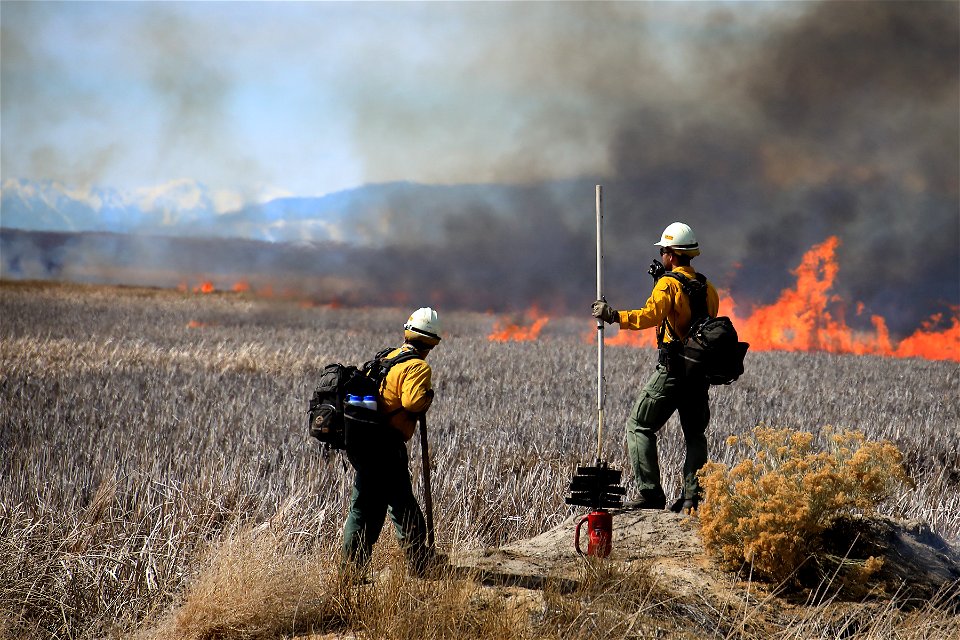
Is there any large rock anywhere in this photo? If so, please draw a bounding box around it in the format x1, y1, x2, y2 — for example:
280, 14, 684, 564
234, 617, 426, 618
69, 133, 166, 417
821, 516, 960, 606
451, 510, 960, 609
451, 510, 713, 592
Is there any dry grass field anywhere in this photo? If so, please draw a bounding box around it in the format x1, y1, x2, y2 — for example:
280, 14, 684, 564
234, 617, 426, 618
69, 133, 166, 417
2, 281, 958, 639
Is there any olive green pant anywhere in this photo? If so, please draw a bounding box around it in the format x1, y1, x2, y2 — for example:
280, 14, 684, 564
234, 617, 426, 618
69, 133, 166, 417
341, 435, 428, 571
625, 364, 711, 500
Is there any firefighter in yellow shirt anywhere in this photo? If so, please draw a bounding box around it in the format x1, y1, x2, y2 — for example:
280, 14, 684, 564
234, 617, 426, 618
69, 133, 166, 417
341, 307, 442, 576
592, 223, 719, 513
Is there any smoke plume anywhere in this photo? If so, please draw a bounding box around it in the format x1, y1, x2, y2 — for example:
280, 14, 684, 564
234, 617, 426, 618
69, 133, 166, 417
2, 1, 957, 339
351, 1, 959, 336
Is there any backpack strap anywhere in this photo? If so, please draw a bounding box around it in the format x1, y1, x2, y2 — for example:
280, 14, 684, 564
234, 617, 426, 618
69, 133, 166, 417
379, 346, 423, 370
658, 271, 709, 344
362, 345, 424, 405
363, 346, 420, 375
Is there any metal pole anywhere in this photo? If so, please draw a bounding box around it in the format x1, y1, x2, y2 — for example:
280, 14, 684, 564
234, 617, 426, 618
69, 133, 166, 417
419, 414, 435, 548
596, 185, 604, 462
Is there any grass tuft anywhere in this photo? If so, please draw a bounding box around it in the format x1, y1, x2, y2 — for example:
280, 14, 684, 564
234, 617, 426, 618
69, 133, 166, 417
141, 528, 336, 640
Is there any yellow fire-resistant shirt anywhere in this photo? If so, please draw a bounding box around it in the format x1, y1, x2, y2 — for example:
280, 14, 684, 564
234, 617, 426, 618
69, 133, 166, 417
379, 345, 434, 441
617, 265, 720, 343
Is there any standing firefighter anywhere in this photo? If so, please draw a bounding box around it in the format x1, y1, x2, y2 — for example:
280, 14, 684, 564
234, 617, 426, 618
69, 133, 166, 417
341, 307, 443, 576
592, 222, 719, 513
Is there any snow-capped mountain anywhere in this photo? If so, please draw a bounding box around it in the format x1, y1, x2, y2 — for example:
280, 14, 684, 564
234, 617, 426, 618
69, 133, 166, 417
1, 179, 215, 234
0, 178, 345, 242
0, 178, 493, 245
1, 179, 130, 233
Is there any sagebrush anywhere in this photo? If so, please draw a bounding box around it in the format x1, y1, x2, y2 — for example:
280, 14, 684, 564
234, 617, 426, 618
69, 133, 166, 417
697, 425, 912, 582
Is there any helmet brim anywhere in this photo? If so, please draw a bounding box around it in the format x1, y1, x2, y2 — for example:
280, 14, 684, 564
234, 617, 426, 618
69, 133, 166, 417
654, 241, 700, 257
404, 325, 441, 346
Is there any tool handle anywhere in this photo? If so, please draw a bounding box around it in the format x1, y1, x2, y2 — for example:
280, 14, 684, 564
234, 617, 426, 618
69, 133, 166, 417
419, 414, 435, 549
596, 185, 605, 460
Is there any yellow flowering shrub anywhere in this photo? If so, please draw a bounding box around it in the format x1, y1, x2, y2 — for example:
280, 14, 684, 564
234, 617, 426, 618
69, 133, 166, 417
697, 425, 912, 583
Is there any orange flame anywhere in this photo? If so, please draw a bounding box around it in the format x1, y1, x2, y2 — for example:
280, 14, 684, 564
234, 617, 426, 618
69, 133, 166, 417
488, 307, 549, 342
894, 314, 960, 360
232, 280, 250, 293
193, 281, 215, 294
593, 236, 958, 362
732, 236, 853, 353
729, 237, 958, 360
186, 320, 206, 328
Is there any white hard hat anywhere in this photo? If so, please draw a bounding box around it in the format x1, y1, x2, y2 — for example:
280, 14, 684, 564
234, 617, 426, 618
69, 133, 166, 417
404, 307, 442, 346
654, 222, 700, 256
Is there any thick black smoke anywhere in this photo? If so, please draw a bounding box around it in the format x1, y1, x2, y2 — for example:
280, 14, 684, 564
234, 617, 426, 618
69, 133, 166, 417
3, 2, 957, 339
355, 1, 959, 336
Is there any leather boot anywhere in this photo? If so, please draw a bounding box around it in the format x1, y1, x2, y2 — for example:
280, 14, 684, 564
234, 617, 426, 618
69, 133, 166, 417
670, 496, 699, 514
621, 488, 666, 510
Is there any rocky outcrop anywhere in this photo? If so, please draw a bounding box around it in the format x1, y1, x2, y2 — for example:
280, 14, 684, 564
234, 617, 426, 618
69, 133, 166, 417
452, 510, 960, 609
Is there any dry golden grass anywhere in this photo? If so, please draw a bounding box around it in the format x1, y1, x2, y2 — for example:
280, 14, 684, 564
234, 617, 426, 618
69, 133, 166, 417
142, 528, 334, 640
139, 531, 679, 640
138, 528, 537, 640
2, 281, 958, 639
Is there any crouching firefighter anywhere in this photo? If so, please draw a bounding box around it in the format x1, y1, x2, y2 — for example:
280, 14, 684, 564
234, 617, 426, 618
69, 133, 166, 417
591, 222, 720, 514
341, 307, 444, 577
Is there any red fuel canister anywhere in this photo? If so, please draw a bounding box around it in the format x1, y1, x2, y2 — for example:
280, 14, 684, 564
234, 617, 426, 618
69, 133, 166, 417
574, 509, 612, 558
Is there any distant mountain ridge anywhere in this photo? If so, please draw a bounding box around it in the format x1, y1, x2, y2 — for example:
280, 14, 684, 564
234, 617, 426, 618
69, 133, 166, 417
0, 178, 362, 243
0, 178, 582, 246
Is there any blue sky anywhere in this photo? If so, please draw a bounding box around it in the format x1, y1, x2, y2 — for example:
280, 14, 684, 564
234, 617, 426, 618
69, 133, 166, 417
2, 1, 792, 200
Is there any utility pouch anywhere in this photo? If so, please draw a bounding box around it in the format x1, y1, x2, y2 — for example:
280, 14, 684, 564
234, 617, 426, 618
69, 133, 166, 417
344, 404, 388, 470
659, 342, 685, 376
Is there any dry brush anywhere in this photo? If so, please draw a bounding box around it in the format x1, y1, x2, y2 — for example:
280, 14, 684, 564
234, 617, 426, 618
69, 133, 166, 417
1, 281, 958, 638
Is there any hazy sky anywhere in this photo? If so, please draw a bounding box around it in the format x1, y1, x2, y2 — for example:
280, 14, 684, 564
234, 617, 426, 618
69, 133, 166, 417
2, 1, 958, 334
2, 1, 796, 198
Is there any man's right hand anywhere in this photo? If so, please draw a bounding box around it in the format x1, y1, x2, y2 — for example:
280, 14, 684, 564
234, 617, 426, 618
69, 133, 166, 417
591, 300, 619, 324
647, 259, 665, 282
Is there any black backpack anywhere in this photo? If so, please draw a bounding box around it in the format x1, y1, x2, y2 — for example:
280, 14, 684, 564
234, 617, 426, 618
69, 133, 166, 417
308, 347, 421, 454
660, 272, 749, 385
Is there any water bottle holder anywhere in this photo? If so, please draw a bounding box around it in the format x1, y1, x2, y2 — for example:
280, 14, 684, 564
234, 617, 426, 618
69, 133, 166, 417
343, 402, 390, 470
344, 403, 382, 427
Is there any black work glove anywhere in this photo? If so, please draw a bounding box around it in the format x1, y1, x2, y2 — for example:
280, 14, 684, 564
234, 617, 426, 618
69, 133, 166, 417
591, 300, 619, 324
648, 259, 665, 282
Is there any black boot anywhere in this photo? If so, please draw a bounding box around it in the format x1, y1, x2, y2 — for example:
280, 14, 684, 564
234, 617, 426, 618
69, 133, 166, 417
408, 548, 448, 579
670, 496, 699, 514
621, 488, 666, 510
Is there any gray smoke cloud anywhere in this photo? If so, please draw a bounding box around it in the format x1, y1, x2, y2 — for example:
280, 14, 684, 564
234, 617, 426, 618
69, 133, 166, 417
2, 1, 957, 339
350, 1, 959, 336
0, 3, 115, 186
0, 2, 270, 196
132, 7, 272, 201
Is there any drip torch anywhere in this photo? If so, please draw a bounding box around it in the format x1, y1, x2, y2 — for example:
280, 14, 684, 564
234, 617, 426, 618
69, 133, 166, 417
566, 185, 624, 558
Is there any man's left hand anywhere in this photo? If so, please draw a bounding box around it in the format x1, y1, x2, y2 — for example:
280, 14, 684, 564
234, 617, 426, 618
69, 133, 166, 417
591, 300, 619, 324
